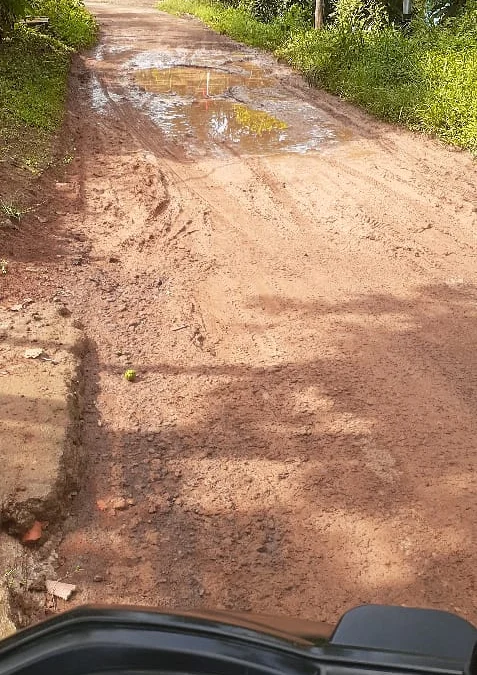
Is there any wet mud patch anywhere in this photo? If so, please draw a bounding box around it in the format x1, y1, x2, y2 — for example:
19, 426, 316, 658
135, 64, 273, 97
133, 96, 291, 154
127, 62, 347, 156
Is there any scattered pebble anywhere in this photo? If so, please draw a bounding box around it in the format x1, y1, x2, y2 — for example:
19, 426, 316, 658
46, 580, 76, 600
24, 348, 44, 359
110, 497, 128, 510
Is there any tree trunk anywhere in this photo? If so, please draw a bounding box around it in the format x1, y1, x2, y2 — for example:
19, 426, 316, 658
315, 0, 324, 28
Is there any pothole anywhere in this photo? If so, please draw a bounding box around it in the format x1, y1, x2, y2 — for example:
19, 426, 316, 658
144, 98, 290, 153
136, 63, 273, 97
130, 63, 350, 155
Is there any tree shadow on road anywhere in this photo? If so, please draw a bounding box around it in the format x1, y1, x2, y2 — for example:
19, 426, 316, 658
51, 281, 477, 625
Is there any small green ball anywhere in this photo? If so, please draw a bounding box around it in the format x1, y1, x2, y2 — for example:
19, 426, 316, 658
124, 369, 137, 382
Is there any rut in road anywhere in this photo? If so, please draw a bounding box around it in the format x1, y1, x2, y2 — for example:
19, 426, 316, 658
47, 0, 477, 622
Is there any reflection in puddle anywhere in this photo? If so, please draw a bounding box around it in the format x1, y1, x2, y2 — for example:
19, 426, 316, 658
132, 64, 344, 155
186, 101, 287, 152
136, 65, 273, 97
138, 97, 290, 153
234, 105, 287, 135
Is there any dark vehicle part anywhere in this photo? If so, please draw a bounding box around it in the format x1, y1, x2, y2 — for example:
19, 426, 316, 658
0, 604, 475, 675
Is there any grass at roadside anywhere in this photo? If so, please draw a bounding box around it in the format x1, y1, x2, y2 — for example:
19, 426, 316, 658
159, 0, 288, 49
0, 0, 97, 178
158, 0, 477, 153
0, 30, 69, 179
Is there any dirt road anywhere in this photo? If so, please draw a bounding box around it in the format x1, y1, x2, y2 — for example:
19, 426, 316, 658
5, 0, 477, 624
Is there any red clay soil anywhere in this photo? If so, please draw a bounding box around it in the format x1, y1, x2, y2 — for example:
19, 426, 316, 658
2, 0, 477, 626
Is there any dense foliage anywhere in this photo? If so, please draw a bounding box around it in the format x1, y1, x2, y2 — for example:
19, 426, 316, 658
0, 0, 96, 45
31, 0, 98, 48
0, 0, 29, 38
159, 0, 477, 153
0, 0, 97, 171
220, 0, 314, 22
217, 0, 470, 23
0, 28, 69, 130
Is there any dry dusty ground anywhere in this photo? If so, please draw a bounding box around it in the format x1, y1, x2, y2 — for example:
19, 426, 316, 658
2, 0, 477, 627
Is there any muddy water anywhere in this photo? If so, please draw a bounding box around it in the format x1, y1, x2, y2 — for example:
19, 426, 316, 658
135, 64, 273, 97
130, 63, 344, 155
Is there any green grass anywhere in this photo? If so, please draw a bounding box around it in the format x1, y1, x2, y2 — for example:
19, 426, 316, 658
278, 22, 477, 151
158, 0, 477, 153
0, 29, 70, 131
159, 0, 290, 49
0, 1, 97, 176
0, 28, 70, 173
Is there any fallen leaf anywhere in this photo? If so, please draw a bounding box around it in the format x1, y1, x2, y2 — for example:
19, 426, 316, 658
22, 521, 43, 543
24, 348, 44, 359
96, 499, 108, 511
46, 580, 76, 600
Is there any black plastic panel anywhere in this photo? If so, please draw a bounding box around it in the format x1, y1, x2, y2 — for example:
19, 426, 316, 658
0, 605, 475, 675
331, 605, 477, 660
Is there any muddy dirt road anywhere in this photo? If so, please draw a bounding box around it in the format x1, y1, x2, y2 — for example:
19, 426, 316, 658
5, 0, 477, 624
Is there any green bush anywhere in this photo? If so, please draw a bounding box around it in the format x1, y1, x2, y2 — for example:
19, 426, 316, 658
159, 0, 311, 48
159, 0, 282, 48
0, 27, 69, 129
219, 0, 314, 23
0, 0, 97, 136
30, 0, 98, 48
0, 0, 97, 172
278, 16, 477, 151
0, 0, 29, 38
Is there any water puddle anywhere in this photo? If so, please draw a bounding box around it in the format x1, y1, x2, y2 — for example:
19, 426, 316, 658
130, 64, 347, 155
136, 64, 273, 97
148, 99, 290, 153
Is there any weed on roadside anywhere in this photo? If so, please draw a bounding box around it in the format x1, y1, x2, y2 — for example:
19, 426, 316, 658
0, 199, 31, 227
0, 199, 29, 221
0, 1, 97, 174
159, 0, 289, 49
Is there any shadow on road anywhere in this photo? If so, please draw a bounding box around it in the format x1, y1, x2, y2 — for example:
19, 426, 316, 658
53, 281, 477, 624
